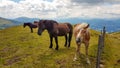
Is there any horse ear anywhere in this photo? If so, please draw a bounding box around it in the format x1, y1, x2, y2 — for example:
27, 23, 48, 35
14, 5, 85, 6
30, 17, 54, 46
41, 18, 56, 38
39, 20, 41, 23
39, 20, 46, 23
84, 24, 89, 29
74, 24, 79, 27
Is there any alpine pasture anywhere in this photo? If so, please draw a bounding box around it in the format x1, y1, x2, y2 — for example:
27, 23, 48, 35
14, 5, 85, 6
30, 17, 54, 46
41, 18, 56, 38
0, 25, 120, 68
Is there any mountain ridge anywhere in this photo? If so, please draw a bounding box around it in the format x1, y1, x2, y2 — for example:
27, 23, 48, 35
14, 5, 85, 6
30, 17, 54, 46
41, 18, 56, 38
0, 16, 120, 33
14, 17, 40, 23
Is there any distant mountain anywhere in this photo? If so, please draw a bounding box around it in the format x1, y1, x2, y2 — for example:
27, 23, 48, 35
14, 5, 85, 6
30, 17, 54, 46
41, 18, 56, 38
55, 18, 120, 33
3, 17, 120, 33
0, 17, 21, 29
14, 17, 40, 23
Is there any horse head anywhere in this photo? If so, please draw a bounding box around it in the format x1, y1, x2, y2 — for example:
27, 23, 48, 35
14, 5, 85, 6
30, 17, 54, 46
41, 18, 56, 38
37, 20, 46, 35
75, 23, 90, 44
23, 23, 26, 28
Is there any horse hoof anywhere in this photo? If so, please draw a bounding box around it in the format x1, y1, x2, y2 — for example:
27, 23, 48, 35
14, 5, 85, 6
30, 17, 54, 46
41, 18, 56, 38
49, 47, 52, 48
49, 46, 53, 48
86, 58, 90, 64
87, 61, 90, 64
73, 57, 77, 61
68, 45, 70, 48
55, 48, 58, 50
64, 45, 67, 47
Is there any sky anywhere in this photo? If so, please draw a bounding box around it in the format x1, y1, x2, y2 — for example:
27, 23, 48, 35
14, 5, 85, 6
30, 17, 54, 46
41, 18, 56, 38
0, 0, 120, 19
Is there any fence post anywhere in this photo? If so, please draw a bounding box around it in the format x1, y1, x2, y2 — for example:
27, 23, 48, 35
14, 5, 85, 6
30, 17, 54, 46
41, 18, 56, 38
96, 35, 102, 68
96, 27, 106, 68
102, 27, 106, 48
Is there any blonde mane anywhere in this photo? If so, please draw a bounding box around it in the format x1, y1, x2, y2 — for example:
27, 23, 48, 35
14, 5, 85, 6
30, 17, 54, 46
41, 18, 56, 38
77, 23, 89, 30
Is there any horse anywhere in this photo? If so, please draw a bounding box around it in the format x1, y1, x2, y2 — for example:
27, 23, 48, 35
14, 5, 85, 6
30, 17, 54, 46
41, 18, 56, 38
37, 20, 73, 50
23, 22, 37, 33
73, 23, 90, 64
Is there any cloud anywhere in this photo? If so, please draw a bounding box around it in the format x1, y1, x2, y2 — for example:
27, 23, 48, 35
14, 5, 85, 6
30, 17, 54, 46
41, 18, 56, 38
71, 0, 120, 6
0, 0, 120, 19
71, 0, 103, 5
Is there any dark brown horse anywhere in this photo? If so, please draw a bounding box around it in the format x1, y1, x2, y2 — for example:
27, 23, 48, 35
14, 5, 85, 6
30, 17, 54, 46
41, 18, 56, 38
23, 22, 37, 33
37, 20, 73, 50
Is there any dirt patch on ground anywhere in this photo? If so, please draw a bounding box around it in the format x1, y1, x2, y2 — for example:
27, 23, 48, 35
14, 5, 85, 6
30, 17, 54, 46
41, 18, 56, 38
4, 54, 30, 66
4, 56, 21, 66
0, 47, 18, 57
117, 59, 120, 64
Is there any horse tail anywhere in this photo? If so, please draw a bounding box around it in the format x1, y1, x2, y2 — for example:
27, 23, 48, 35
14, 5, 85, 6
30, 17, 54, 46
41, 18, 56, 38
66, 23, 73, 47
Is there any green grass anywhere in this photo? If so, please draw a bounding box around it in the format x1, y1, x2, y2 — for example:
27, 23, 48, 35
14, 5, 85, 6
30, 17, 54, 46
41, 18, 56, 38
0, 26, 120, 68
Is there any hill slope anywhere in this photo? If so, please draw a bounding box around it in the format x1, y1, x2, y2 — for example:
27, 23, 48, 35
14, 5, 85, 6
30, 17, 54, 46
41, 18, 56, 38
0, 17, 20, 29
0, 26, 120, 68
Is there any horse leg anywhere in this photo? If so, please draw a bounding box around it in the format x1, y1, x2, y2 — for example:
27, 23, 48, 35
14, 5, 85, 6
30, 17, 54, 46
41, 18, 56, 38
73, 44, 81, 61
30, 28, 33, 33
68, 32, 72, 47
49, 35, 53, 48
64, 35, 67, 47
54, 37, 59, 50
85, 42, 90, 64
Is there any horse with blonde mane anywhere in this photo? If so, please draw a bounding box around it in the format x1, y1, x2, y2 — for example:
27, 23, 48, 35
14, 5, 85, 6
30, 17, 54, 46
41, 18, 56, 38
73, 23, 90, 64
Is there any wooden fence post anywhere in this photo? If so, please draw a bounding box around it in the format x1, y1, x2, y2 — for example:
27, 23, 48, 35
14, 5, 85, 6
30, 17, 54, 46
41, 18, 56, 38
96, 35, 102, 68
96, 27, 106, 68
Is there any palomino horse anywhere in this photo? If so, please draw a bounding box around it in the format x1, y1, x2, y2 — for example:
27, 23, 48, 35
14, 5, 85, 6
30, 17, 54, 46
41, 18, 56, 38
23, 22, 37, 33
73, 23, 90, 64
37, 20, 73, 50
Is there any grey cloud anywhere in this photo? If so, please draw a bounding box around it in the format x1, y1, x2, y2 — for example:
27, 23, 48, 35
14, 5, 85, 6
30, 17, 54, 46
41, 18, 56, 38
104, 12, 120, 16
71, 0, 102, 4
71, 0, 120, 6
71, 0, 103, 5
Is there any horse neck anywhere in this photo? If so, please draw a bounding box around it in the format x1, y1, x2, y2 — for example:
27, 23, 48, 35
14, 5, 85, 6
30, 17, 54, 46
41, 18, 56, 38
44, 22, 55, 32
84, 29, 90, 41
27, 23, 31, 26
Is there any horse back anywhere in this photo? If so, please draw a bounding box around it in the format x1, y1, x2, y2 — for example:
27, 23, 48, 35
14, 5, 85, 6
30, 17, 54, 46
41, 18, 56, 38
54, 23, 72, 36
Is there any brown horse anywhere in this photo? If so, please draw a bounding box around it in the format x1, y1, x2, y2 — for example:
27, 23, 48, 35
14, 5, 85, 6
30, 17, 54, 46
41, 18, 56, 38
37, 20, 73, 50
23, 22, 38, 33
73, 23, 90, 64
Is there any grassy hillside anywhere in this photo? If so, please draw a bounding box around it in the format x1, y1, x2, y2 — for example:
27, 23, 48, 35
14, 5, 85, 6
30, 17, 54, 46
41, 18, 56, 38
0, 17, 13, 25
0, 26, 120, 68
0, 18, 12, 29
0, 17, 20, 29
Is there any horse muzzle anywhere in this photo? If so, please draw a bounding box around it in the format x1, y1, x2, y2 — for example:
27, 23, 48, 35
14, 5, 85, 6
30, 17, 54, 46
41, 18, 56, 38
76, 38, 81, 44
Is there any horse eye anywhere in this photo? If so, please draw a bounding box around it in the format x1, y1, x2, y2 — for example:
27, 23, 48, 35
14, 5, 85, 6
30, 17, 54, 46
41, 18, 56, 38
83, 30, 86, 33
82, 30, 86, 33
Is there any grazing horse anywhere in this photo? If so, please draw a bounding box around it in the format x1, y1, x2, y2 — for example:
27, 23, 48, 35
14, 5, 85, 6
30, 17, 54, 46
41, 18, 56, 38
23, 22, 37, 33
37, 20, 73, 50
73, 23, 90, 64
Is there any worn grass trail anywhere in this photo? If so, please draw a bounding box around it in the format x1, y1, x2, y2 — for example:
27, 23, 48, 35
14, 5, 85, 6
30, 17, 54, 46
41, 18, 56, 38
0, 26, 120, 68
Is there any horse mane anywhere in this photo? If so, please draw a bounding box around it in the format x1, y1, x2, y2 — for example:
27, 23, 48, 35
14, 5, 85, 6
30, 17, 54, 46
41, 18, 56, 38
77, 23, 89, 30
38, 20, 58, 30
39, 20, 58, 24
24, 22, 30, 26
24, 22, 31, 24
